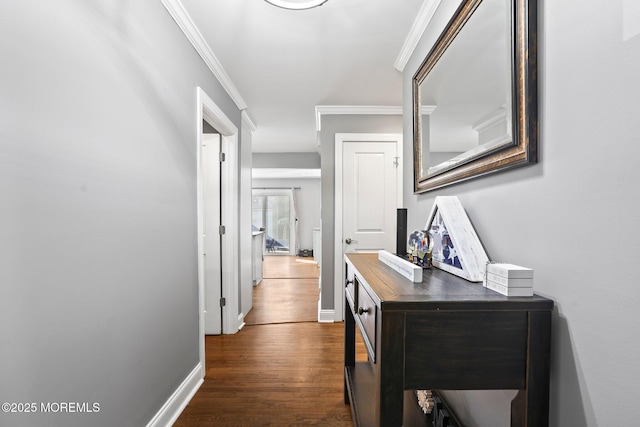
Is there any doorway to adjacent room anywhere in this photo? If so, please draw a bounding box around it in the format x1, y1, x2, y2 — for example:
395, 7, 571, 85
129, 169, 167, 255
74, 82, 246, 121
252, 188, 298, 256
244, 255, 319, 325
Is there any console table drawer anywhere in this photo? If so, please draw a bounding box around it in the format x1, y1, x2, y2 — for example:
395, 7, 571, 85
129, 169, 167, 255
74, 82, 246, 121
346, 272, 356, 309
405, 311, 527, 390
356, 278, 377, 362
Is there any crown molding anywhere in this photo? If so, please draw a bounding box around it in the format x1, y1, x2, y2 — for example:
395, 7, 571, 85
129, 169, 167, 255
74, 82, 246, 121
162, 0, 248, 110
422, 105, 437, 115
315, 105, 403, 132
394, 0, 442, 72
241, 110, 257, 133
472, 108, 508, 133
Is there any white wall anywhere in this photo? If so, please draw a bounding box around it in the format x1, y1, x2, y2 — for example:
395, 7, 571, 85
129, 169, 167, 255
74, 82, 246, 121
0, 1, 243, 426
252, 178, 321, 251
402, 0, 640, 425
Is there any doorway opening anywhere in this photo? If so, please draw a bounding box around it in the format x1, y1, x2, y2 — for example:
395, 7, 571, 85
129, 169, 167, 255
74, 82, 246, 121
251, 188, 297, 255
196, 87, 240, 376
244, 255, 319, 326
201, 126, 222, 335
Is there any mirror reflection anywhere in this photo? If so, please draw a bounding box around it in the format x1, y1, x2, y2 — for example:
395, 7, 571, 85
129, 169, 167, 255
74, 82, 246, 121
417, 0, 512, 180
413, 0, 537, 194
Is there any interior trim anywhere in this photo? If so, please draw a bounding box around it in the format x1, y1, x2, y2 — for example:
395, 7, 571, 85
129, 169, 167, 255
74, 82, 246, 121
161, 0, 248, 110
318, 304, 335, 323
315, 105, 402, 132
145, 363, 203, 427
241, 110, 257, 133
394, 0, 442, 72
197, 87, 241, 340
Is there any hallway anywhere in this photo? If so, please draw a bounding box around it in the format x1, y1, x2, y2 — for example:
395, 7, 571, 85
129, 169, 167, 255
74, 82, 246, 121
174, 256, 359, 426
244, 255, 320, 325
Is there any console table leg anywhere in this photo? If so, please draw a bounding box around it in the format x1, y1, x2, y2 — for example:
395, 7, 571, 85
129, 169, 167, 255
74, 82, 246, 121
511, 311, 551, 427
510, 390, 526, 427
378, 312, 405, 426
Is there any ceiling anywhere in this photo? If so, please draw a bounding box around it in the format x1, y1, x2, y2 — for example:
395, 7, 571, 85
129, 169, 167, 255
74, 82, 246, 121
179, 0, 425, 153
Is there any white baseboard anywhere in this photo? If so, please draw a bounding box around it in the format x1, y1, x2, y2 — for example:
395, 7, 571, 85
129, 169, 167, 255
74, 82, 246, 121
146, 363, 204, 427
318, 300, 335, 323
237, 312, 246, 331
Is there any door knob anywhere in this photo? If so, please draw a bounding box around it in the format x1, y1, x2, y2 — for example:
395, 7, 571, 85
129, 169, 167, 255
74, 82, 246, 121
345, 238, 359, 245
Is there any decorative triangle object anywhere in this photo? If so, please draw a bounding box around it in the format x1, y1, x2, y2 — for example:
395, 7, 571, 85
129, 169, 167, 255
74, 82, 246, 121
425, 196, 489, 282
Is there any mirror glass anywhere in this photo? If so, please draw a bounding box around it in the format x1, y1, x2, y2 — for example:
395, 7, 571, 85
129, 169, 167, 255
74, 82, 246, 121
413, 0, 537, 193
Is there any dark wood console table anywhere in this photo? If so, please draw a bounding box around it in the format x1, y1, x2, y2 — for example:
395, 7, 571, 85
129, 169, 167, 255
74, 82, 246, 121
343, 253, 553, 427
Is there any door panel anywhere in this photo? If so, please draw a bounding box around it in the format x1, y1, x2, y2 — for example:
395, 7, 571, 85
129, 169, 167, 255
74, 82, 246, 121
343, 142, 398, 254
355, 153, 385, 231
203, 133, 222, 335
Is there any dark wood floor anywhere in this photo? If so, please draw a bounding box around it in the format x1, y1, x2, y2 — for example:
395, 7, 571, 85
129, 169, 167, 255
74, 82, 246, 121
174, 256, 365, 427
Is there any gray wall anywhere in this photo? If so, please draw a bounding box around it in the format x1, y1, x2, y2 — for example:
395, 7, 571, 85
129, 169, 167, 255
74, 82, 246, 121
0, 1, 243, 426
252, 178, 321, 251
319, 115, 403, 310
252, 152, 321, 169
403, 0, 640, 426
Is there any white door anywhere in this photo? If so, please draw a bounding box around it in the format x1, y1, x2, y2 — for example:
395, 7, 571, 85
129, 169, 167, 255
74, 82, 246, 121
203, 133, 222, 335
334, 133, 402, 321
343, 141, 399, 252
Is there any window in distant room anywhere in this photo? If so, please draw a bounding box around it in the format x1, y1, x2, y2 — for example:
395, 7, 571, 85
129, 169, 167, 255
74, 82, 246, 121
252, 189, 297, 255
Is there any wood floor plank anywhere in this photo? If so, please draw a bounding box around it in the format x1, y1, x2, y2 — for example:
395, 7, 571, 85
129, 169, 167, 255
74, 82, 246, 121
262, 255, 319, 279
244, 278, 319, 325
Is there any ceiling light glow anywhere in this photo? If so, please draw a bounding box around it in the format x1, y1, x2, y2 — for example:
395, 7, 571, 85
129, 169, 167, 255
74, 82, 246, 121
264, 0, 328, 10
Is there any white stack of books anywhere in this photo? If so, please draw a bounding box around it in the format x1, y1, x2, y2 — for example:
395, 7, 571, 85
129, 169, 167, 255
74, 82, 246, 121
378, 250, 423, 283
484, 263, 533, 296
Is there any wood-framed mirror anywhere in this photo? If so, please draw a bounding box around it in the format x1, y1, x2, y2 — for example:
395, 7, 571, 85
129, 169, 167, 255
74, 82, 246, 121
413, 0, 537, 193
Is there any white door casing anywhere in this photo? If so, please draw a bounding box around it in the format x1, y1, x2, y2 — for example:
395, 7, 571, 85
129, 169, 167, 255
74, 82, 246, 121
202, 134, 222, 335
196, 87, 240, 376
333, 133, 403, 322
